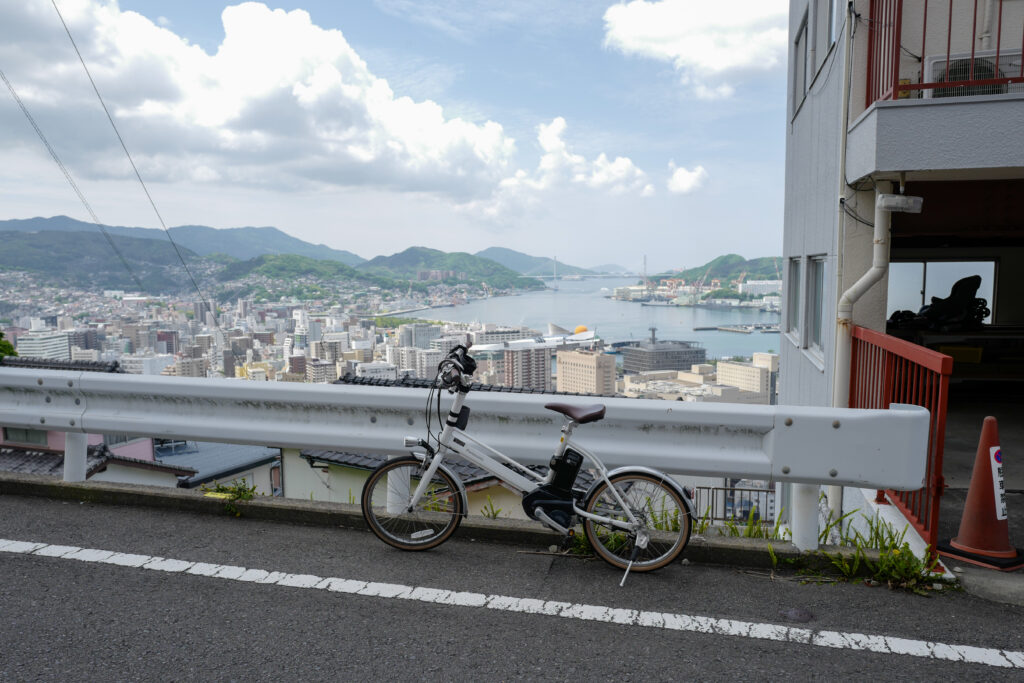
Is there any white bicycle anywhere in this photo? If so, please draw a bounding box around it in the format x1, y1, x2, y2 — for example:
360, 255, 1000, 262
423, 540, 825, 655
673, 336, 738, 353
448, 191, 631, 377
361, 345, 694, 580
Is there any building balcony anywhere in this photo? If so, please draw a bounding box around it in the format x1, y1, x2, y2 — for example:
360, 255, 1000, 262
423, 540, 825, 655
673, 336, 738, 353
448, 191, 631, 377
847, 0, 1024, 182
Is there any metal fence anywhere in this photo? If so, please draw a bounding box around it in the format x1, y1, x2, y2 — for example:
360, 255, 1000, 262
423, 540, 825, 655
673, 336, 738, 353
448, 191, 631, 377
849, 325, 953, 555
692, 486, 777, 527
867, 0, 1024, 106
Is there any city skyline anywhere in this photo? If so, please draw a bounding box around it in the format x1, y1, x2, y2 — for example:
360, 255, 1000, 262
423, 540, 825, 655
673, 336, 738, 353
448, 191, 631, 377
0, 1, 787, 273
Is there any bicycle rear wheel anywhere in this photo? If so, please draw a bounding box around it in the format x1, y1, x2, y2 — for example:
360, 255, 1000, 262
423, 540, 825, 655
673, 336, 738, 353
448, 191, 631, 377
583, 473, 691, 571
361, 456, 463, 550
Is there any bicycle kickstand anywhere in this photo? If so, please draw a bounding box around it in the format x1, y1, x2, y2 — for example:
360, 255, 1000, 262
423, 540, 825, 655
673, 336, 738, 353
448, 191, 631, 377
619, 530, 649, 587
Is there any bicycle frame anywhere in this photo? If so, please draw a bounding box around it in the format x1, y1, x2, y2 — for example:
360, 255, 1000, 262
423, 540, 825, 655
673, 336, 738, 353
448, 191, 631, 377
406, 387, 641, 532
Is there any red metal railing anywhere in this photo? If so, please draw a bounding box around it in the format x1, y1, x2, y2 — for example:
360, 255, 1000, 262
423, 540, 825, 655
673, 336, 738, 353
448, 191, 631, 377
849, 326, 953, 555
867, 0, 1024, 107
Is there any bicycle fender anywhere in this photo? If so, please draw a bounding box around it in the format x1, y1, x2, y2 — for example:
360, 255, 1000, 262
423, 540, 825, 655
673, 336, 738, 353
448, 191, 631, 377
583, 466, 696, 519
410, 452, 470, 517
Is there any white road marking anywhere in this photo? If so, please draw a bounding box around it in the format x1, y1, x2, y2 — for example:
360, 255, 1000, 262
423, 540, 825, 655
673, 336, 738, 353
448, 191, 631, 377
2, 537, 1020, 669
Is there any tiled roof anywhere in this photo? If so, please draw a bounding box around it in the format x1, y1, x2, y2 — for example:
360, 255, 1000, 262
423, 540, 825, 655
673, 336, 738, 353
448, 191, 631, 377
0, 444, 194, 478
0, 444, 108, 477
0, 357, 123, 372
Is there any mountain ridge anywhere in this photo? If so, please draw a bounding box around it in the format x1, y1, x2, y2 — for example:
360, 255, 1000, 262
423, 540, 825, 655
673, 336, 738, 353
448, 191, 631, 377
474, 247, 594, 276
0, 216, 365, 266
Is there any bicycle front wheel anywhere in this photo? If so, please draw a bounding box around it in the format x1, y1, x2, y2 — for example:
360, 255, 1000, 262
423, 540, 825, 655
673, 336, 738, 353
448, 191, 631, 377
361, 456, 463, 551
583, 473, 691, 571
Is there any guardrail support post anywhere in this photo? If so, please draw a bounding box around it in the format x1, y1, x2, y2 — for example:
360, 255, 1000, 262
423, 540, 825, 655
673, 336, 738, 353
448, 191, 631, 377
63, 432, 87, 482
790, 483, 820, 551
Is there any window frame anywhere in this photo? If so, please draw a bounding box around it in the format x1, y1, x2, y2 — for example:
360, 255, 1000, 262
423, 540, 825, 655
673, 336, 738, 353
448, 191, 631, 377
807, 255, 827, 356
793, 14, 810, 112
3, 427, 49, 447
786, 256, 804, 342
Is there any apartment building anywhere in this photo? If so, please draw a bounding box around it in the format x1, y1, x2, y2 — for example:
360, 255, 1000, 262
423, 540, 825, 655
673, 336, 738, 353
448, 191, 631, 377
556, 349, 616, 395
504, 347, 552, 391
174, 357, 207, 378
783, 0, 1024, 525
119, 353, 175, 375
783, 0, 1024, 408
15, 331, 70, 360
306, 359, 337, 384
398, 323, 442, 349
470, 324, 535, 345
413, 349, 444, 380
354, 361, 399, 380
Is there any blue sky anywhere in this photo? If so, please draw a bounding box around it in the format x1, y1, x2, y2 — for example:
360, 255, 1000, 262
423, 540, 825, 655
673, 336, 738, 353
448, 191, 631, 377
0, 1, 788, 272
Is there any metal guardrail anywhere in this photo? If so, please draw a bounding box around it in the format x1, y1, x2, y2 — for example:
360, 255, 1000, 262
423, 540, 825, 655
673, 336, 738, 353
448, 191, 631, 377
0, 367, 931, 489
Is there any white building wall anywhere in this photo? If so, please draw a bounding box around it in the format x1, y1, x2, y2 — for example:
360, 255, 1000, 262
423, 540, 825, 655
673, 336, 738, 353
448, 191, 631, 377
355, 361, 399, 380
16, 332, 70, 360
90, 465, 182, 488
781, 0, 847, 408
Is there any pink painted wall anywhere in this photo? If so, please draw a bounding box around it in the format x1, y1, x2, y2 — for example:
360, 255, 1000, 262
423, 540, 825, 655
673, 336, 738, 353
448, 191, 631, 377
0, 430, 154, 461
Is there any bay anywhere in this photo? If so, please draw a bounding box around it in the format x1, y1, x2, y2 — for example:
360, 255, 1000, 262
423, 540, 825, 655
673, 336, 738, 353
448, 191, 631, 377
411, 277, 781, 359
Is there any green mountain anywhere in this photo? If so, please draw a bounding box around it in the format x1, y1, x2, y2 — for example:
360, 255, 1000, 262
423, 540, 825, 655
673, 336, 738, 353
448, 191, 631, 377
0, 230, 201, 292
663, 254, 782, 285
474, 247, 593, 277
0, 216, 365, 266
358, 247, 545, 290
217, 254, 399, 290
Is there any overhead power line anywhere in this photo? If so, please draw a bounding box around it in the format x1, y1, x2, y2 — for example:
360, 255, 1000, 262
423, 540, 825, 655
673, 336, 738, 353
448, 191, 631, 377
0, 67, 146, 292
50, 0, 221, 333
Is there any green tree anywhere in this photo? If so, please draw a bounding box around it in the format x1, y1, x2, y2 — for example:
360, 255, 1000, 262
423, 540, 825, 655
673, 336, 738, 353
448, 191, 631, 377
0, 331, 16, 359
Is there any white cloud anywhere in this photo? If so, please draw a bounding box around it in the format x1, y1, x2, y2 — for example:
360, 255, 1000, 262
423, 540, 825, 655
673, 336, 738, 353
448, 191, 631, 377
0, 1, 516, 201
464, 117, 651, 219
667, 163, 708, 194
0, 1, 657, 222
603, 0, 788, 99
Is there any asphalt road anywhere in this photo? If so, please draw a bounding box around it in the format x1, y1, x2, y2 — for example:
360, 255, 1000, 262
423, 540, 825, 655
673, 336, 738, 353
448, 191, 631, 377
2, 494, 1024, 681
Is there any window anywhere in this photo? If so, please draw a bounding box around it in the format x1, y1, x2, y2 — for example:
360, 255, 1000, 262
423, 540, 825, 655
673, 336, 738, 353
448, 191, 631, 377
808, 256, 826, 352
793, 17, 810, 108
888, 260, 996, 323
786, 257, 803, 335
4, 428, 48, 446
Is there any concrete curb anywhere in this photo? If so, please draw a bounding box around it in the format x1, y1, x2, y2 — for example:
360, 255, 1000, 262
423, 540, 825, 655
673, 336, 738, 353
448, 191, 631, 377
0, 472, 861, 573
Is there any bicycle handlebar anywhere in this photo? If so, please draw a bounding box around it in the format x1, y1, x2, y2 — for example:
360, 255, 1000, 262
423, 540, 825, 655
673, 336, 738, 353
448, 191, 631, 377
437, 345, 476, 389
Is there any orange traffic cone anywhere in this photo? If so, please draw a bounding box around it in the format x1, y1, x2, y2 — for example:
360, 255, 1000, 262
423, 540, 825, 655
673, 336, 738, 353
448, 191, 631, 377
938, 417, 1024, 571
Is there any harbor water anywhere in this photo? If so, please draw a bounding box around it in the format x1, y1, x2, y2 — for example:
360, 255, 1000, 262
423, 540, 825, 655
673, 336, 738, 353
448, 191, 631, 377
412, 277, 781, 359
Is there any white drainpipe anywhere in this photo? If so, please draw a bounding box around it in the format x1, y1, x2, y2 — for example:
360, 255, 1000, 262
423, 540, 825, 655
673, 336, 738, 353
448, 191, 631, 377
828, 185, 923, 524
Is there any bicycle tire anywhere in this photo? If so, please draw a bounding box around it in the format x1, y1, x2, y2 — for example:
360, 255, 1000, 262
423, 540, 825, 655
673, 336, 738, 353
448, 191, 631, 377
361, 456, 463, 551
582, 472, 691, 571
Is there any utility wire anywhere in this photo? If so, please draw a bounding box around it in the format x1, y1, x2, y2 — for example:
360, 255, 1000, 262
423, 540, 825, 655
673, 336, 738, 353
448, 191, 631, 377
0, 68, 146, 292
51, 0, 221, 334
